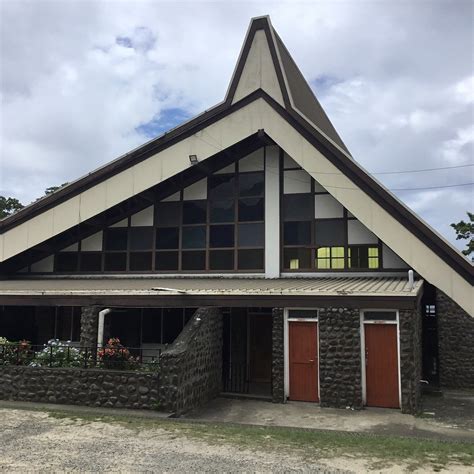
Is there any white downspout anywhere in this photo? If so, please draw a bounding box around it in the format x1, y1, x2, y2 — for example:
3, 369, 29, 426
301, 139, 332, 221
408, 269, 414, 291
98, 308, 112, 348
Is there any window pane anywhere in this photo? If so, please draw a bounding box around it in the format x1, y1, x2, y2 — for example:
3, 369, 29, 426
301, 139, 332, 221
142, 309, 162, 344
210, 199, 234, 223
238, 198, 264, 222
238, 172, 264, 196
182, 250, 206, 270
238, 249, 264, 270
364, 311, 396, 321
284, 221, 311, 245
129, 227, 153, 250
210, 225, 234, 248
182, 200, 207, 224
209, 250, 234, 270
315, 247, 330, 269
283, 194, 313, 221
104, 252, 127, 271
314, 220, 345, 246
349, 246, 379, 269
155, 251, 178, 270
79, 253, 102, 272
182, 226, 206, 249
156, 227, 179, 249
288, 309, 318, 319
104, 228, 128, 251
56, 253, 79, 272
283, 248, 311, 269
162, 308, 184, 344
56, 308, 73, 341
155, 201, 181, 226
238, 223, 264, 247
129, 252, 152, 271
209, 174, 235, 198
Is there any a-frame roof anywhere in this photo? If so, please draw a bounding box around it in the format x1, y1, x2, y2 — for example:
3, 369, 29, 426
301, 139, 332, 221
0, 16, 472, 315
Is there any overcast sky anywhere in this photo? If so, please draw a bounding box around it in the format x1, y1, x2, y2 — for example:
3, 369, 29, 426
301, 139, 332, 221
1, 0, 473, 251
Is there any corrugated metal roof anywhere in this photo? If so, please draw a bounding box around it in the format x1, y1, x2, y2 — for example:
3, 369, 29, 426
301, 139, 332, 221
0, 276, 423, 298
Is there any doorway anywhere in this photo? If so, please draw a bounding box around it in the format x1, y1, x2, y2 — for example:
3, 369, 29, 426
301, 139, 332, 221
362, 311, 400, 409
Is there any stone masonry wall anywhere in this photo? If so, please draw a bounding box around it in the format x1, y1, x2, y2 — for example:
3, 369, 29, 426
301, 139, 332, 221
80, 306, 100, 347
399, 307, 422, 414
318, 307, 363, 409
271, 308, 285, 403
0, 366, 159, 409
158, 307, 222, 415
437, 291, 474, 389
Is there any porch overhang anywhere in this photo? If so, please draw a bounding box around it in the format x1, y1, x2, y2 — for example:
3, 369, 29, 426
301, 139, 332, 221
0, 276, 423, 309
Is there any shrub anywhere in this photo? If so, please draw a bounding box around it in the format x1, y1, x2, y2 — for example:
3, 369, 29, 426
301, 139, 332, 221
0, 338, 32, 366
30, 339, 84, 368
97, 338, 139, 370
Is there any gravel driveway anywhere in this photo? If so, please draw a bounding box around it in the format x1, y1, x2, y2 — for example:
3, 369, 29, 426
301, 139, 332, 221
0, 408, 340, 473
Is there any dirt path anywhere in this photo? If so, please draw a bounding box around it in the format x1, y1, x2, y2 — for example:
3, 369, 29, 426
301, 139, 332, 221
0, 408, 471, 473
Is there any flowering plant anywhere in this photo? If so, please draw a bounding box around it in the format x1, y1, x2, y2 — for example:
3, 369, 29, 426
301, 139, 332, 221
0, 337, 32, 366
30, 339, 83, 368
97, 338, 138, 370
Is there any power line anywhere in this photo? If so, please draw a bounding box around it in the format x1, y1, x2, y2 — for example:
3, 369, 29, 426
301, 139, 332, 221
374, 163, 474, 175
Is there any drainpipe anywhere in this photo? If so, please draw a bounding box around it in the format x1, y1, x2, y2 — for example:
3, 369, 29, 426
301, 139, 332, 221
408, 269, 414, 291
97, 308, 112, 348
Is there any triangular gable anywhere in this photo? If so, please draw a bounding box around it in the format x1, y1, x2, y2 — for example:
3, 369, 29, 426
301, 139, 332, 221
0, 16, 472, 314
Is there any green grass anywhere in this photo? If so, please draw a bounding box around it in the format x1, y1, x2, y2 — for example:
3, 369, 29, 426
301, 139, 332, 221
42, 407, 474, 471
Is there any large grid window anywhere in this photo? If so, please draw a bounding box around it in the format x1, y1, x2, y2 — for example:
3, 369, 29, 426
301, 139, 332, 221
281, 153, 381, 271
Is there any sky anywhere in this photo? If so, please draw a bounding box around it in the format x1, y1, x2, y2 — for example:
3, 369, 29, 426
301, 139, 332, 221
0, 0, 473, 252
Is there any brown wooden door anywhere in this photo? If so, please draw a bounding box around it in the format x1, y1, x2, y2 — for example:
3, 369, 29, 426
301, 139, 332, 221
289, 322, 319, 402
249, 314, 272, 382
364, 324, 400, 408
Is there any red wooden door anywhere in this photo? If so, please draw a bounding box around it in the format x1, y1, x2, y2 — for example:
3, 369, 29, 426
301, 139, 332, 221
364, 324, 399, 408
289, 322, 319, 402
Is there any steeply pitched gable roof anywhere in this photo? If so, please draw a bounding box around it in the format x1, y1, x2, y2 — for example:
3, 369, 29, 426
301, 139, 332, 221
0, 16, 472, 314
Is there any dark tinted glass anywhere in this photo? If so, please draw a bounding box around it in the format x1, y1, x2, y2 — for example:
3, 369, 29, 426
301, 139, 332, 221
141, 309, 162, 344
129, 227, 153, 250
155, 201, 181, 226
238, 249, 264, 269
156, 227, 179, 249
104, 252, 127, 271
288, 309, 318, 319
129, 252, 152, 271
283, 221, 311, 245
209, 174, 235, 198
182, 250, 206, 270
238, 198, 264, 222
155, 251, 178, 270
238, 172, 264, 196
283, 194, 313, 221
162, 308, 184, 344
104, 228, 128, 251
210, 199, 234, 223
56, 253, 79, 272
209, 250, 234, 270
210, 225, 234, 248
238, 223, 264, 247
364, 311, 396, 321
283, 247, 312, 269
79, 252, 102, 272
182, 200, 207, 224
182, 226, 206, 249
315, 220, 345, 246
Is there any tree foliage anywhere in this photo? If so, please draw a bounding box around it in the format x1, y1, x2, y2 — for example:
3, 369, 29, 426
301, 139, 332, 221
0, 196, 24, 219
451, 212, 474, 256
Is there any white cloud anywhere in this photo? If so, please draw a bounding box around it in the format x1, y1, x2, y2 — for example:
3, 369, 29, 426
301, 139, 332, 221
1, 0, 473, 251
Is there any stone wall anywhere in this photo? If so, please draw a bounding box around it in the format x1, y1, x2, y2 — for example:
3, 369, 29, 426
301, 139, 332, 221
80, 306, 100, 347
271, 308, 285, 403
158, 307, 223, 415
399, 307, 422, 414
0, 366, 159, 409
437, 291, 474, 389
318, 307, 363, 409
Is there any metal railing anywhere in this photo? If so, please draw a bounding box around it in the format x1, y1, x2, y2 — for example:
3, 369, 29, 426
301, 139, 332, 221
222, 362, 249, 394
0, 341, 161, 371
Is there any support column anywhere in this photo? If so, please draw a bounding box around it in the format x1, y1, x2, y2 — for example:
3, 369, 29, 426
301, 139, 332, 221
80, 306, 100, 347
271, 307, 285, 403
265, 145, 280, 278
